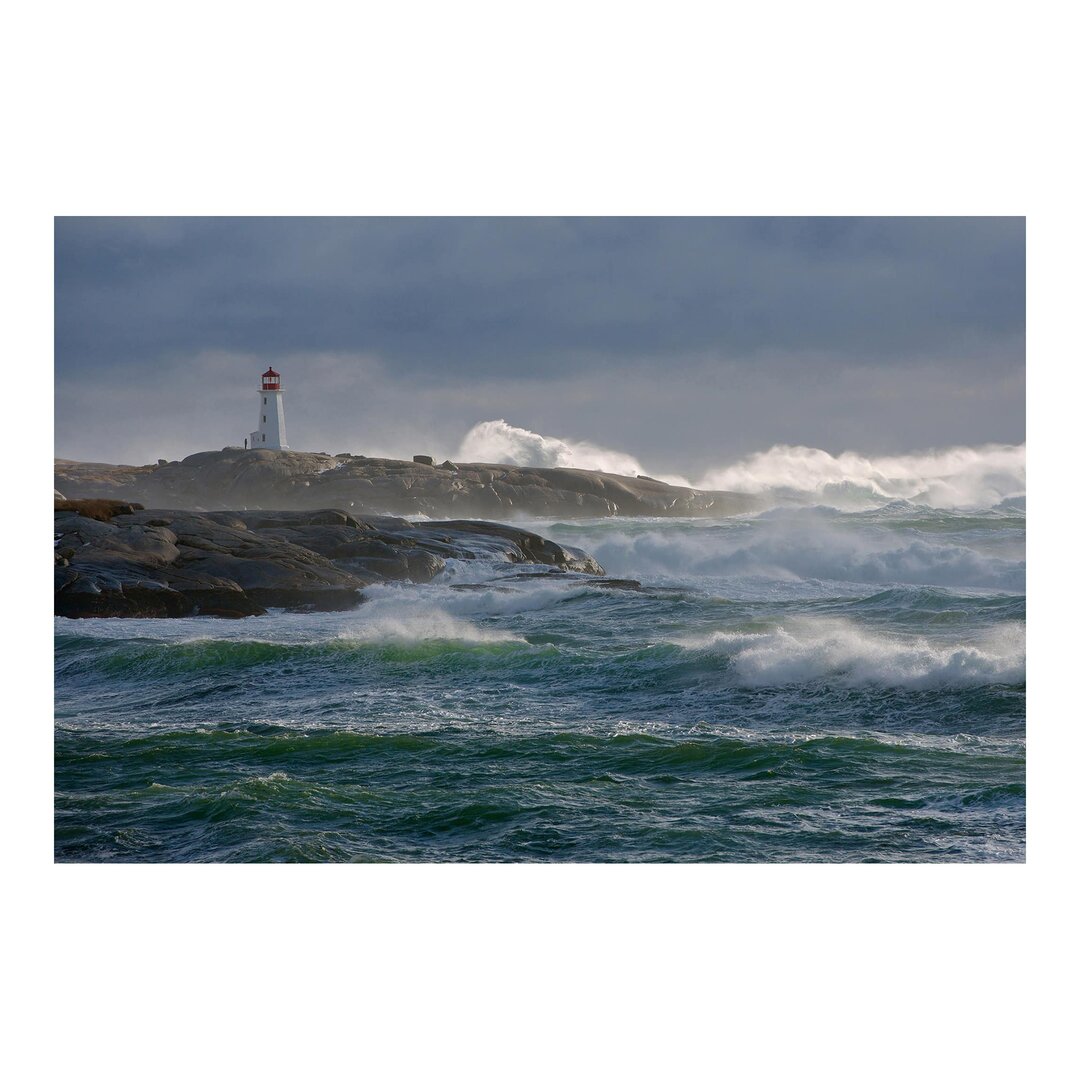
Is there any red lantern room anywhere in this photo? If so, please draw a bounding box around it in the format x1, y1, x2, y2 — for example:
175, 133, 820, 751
250, 364, 288, 449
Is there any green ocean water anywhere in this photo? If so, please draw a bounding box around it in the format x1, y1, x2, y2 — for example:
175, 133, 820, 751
54, 505, 1025, 862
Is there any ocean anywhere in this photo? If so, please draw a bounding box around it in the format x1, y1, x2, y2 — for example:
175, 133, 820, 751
54, 501, 1026, 862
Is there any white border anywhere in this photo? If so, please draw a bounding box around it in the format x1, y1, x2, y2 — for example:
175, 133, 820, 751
10, 3, 1072, 1076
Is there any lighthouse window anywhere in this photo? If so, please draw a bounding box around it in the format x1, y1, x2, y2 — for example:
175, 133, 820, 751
262, 434, 266, 442
263, 415, 266, 424
263, 397, 267, 405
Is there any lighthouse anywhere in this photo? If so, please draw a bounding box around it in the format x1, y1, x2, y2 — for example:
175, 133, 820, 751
250, 367, 289, 450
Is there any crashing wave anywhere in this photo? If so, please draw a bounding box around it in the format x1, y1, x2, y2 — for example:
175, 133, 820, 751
457, 420, 1024, 511
678, 617, 1025, 689
456, 419, 689, 485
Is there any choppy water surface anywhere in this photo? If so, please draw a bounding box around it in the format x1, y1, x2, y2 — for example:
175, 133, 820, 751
55, 502, 1025, 861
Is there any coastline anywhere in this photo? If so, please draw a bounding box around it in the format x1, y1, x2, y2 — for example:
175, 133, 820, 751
54, 501, 607, 619
55, 448, 762, 520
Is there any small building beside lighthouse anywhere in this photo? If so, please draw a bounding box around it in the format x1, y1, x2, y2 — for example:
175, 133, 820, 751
250, 367, 288, 450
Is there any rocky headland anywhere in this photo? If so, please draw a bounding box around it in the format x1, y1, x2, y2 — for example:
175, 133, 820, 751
53, 450, 758, 618
55, 501, 607, 618
54, 448, 760, 519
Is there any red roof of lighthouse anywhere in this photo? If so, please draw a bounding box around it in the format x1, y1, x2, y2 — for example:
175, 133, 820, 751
262, 367, 280, 378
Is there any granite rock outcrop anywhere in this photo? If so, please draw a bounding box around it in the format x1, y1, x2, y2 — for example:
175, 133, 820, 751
54, 449, 760, 518
55, 502, 604, 618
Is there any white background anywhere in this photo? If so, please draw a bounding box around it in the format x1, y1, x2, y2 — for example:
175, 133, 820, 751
6, 1, 1073, 1076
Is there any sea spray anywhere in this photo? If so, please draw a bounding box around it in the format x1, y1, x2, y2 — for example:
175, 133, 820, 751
546, 509, 1025, 593
697, 442, 1027, 510
456, 419, 1025, 511
456, 419, 690, 485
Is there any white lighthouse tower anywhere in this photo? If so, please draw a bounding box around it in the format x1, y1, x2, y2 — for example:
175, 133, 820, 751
250, 367, 288, 450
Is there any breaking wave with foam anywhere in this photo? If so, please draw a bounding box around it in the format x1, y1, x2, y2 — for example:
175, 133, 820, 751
677, 618, 1025, 689
333, 589, 527, 645
457, 419, 689, 485
456, 419, 1025, 511
569, 512, 1025, 592
697, 443, 1026, 510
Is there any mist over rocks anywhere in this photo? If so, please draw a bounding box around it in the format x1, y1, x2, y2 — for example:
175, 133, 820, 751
54, 448, 762, 519
54, 503, 604, 619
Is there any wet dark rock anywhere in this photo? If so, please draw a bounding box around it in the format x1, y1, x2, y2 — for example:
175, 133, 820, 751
54, 506, 605, 619
503, 569, 641, 589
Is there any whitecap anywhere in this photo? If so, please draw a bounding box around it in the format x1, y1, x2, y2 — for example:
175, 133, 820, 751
678, 617, 1025, 689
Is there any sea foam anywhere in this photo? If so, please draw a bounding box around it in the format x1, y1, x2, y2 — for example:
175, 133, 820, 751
679, 617, 1025, 688
456, 419, 688, 484
336, 593, 526, 646
579, 515, 1024, 591
697, 443, 1026, 510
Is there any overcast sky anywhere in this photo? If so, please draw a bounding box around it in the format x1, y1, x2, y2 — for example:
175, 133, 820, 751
54, 217, 1024, 473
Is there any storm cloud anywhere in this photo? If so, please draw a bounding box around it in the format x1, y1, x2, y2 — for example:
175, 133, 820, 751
54, 217, 1024, 472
